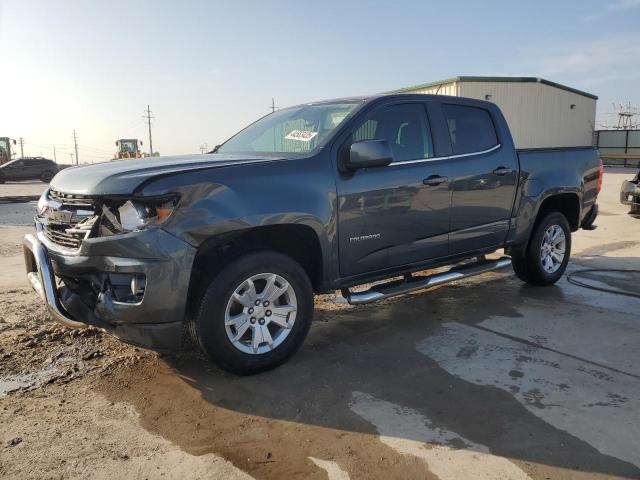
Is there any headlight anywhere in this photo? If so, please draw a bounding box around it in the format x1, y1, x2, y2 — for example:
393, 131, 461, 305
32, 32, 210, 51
100, 195, 179, 235
37, 189, 49, 215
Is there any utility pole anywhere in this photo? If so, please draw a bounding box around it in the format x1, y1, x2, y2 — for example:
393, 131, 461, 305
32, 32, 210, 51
144, 105, 154, 155
18, 137, 24, 158
68, 153, 74, 164
270, 98, 278, 113
200, 145, 205, 154
53, 145, 57, 163
72, 130, 79, 165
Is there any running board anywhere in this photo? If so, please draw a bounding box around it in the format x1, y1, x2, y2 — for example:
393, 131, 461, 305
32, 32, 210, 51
342, 257, 512, 305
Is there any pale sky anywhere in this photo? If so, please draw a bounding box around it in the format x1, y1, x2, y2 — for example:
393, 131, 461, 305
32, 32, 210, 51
1, 0, 639, 164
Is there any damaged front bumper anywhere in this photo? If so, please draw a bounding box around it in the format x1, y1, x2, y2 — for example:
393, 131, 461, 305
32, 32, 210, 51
23, 224, 196, 350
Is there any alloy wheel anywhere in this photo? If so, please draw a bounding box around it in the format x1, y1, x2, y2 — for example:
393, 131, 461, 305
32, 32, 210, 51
540, 224, 566, 274
224, 273, 297, 354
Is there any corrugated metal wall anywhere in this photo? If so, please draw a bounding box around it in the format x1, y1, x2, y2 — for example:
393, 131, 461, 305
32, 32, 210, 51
595, 130, 640, 167
460, 81, 595, 149
401, 80, 596, 149
406, 81, 460, 97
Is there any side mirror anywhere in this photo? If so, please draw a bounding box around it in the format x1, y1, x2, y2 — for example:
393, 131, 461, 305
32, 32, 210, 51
346, 140, 393, 170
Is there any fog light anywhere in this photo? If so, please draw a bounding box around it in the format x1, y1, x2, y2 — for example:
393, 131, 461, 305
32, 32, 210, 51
108, 273, 146, 303
130, 274, 146, 301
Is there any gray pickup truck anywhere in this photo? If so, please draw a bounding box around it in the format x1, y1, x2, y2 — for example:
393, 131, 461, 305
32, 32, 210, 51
23, 94, 601, 374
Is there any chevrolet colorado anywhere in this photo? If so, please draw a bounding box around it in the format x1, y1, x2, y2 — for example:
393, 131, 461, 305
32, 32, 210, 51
23, 94, 602, 374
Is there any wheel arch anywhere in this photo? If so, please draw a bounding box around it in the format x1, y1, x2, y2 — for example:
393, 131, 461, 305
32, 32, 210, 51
507, 190, 580, 256
186, 223, 325, 319
534, 191, 581, 232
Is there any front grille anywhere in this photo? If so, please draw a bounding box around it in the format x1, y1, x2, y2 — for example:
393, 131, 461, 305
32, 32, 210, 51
43, 224, 88, 250
49, 189, 94, 208
40, 189, 98, 251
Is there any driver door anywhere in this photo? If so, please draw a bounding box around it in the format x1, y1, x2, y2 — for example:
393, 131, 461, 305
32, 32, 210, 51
336, 102, 452, 277
6, 160, 26, 180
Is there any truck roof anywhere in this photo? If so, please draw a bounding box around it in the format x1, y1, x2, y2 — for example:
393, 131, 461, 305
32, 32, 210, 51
293, 92, 495, 109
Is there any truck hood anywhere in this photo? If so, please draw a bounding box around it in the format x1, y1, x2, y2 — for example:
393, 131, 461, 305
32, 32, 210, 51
49, 153, 279, 195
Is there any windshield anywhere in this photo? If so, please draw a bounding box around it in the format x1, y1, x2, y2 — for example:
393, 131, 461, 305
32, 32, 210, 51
0, 139, 8, 162
1, 159, 22, 169
119, 141, 137, 152
217, 102, 360, 156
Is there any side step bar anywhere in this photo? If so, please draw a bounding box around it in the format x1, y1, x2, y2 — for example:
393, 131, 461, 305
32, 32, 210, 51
342, 257, 512, 305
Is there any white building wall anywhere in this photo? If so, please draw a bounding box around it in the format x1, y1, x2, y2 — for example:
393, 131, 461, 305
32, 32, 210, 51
400, 80, 596, 149
459, 81, 596, 149
408, 81, 459, 97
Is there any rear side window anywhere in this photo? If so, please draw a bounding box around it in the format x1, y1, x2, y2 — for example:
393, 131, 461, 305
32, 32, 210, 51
443, 104, 498, 155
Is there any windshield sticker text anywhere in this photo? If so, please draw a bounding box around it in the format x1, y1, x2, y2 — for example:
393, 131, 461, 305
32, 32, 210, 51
285, 130, 318, 142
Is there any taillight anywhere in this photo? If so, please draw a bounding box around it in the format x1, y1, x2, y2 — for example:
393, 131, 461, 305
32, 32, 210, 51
596, 157, 603, 193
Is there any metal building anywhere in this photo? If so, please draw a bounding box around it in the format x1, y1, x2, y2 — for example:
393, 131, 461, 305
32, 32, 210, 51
392, 76, 598, 149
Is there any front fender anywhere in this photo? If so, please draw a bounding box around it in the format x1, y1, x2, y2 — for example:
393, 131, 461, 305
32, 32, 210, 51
138, 154, 338, 288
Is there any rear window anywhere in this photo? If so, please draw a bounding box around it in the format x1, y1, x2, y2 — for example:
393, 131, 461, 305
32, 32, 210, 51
443, 104, 498, 155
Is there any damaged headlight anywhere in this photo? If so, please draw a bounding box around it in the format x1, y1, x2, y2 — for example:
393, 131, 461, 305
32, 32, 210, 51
100, 195, 179, 235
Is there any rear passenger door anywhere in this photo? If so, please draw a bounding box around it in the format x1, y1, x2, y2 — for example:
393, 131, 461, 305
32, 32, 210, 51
443, 103, 518, 253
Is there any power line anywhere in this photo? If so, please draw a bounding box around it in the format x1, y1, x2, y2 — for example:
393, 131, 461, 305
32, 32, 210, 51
143, 105, 154, 155
77, 144, 113, 154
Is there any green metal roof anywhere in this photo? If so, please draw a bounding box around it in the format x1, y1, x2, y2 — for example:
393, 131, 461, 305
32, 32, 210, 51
390, 76, 598, 100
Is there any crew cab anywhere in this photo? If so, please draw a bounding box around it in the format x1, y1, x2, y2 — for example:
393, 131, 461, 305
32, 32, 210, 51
23, 94, 602, 374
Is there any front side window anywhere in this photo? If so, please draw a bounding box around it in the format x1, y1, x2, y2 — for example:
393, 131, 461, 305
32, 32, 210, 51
350, 103, 433, 162
443, 104, 498, 155
218, 102, 360, 156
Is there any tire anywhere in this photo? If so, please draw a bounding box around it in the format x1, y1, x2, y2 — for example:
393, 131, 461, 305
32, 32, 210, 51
191, 251, 314, 375
0, 176, 4, 184
40, 171, 54, 183
511, 211, 571, 286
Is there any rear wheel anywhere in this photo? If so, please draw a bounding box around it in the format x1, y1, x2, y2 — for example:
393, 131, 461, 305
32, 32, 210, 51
191, 251, 314, 375
511, 211, 571, 286
40, 171, 54, 183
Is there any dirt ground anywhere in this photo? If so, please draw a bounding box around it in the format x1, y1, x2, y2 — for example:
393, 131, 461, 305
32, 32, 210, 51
0, 170, 639, 480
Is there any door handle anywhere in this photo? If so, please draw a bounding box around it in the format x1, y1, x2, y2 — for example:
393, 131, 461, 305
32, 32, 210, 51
493, 166, 512, 176
423, 175, 448, 186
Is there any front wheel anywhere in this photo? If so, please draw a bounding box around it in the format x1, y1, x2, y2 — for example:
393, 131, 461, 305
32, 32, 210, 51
511, 211, 571, 286
191, 251, 314, 375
